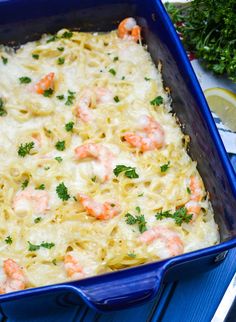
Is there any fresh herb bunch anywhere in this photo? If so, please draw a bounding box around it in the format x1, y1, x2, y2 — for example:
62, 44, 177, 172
165, 1, 236, 82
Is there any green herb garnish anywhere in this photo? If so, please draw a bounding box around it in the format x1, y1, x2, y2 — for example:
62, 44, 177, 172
109, 68, 116, 76
114, 96, 120, 102
52, 259, 57, 265
150, 96, 163, 106
65, 90, 76, 106
160, 161, 170, 173
187, 187, 191, 194
34, 217, 42, 224
156, 207, 193, 226
41, 242, 55, 249
113, 56, 119, 61
46, 35, 58, 43
35, 184, 45, 190
57, 57, 65, 65
113, 165, 139, 179
65, 121, 74, 132
1, 56, 8, 65
55, 140, 65, 151
43, 88, 54, 97
56, 182, 70, 201
28, 241, 40, 251
55, 156, 63, 163
21, 179, 29, 190
5, 236, 13, 245
57, 95, 64, 100
32, 54, 39, 59
19, 77, 31, 84
144, 77, 151, 81
18, 142, 34, 157
57, 47, 64, 52
61, 31, 73, 39
125, 208, 147, 233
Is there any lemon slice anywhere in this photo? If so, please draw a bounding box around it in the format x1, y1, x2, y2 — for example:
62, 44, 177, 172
204, 87, 236, 132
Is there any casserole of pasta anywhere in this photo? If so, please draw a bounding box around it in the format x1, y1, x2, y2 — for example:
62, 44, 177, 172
0, 18, 219, 293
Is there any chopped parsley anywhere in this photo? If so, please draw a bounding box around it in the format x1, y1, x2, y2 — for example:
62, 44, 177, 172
41, 242, 55, 249
125, 207, 147, 233
150, 96, 164, 106
113, 165, 139, 179
114, 96, 120, 103
57, 47, 64, 52
55, 140, 65, 151
65, 90, 76, 106
32, 54, 39, 59
160, 161, 170, 172
0, 98, 7, 116
65, 121, 74, 132
21, 179, 29, 190
57, 94, 64, 100
5, 236, 13, 244
18, 142, 34, 157
91, 176, 96, 182
43, 88, 54, 97
113, 56, 119, 61
144, 77, 151, 81
35, 184, 45, 190
57, 57, 65, 65
19, 76, 31, 84
109, 68, 116, 76
121, 76, 125, 80
187, 187, 191, 194
155, 207, 193, 226
46, 35, 58, 43
56, 182, 70, 201
61, 31, 73, 39
44, 166, 50, 170
34, 217, 42, 224
127, 253, 136, 258
138, 193, 144, 197
28, 241, 55, 251
28, 241, 40, 251
1, 56, 8, 65
55, 156, 63, 163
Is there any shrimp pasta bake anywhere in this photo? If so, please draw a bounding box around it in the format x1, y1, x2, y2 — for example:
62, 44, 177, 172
0, 18, 219, 293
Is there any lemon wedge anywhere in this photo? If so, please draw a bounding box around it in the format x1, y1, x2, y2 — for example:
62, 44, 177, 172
204, 87, 236, 132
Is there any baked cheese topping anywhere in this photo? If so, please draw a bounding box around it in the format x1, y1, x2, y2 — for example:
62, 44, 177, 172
0, 23, 219, 292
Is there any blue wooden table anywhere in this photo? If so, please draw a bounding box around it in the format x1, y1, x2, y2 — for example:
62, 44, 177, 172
1, 157, 236, 322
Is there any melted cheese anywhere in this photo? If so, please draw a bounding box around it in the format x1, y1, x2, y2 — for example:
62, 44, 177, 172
0, 29, 219, 291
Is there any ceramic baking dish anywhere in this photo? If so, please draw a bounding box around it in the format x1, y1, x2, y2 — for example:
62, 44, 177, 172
0, 0, 235, 316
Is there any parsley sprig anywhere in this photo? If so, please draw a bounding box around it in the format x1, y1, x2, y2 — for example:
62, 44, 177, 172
56, 182, 70, 201
18, 142, 34, 157
150, 96, 163, 106
65, 90, 76, 106
113, 165, 139, 179
160, 161, 170, 173
125, 207, 147, 233
28, 241, 55, 251
156, 207, 193, 226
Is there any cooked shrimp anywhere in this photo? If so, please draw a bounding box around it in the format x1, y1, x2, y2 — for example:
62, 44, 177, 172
124, 115, 165, 152
76, 88, 113, 122
78, 193, 120, 220
13, 187, 49, 215
185, 176, 203, 220
35, 72, 54, 94
0, 259, 27, 294
118, 18, 141, 42
74, 143, 114, 182
64, 253, 84, 280
139, 226, 184, 257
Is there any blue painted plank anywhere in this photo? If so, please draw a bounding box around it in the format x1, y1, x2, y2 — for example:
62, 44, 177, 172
158, 248, 236, 322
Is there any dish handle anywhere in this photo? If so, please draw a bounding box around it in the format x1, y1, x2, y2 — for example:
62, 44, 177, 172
70, 263, 168, 311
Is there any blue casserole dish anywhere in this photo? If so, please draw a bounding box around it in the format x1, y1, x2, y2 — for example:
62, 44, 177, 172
0, 0, 236, 316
